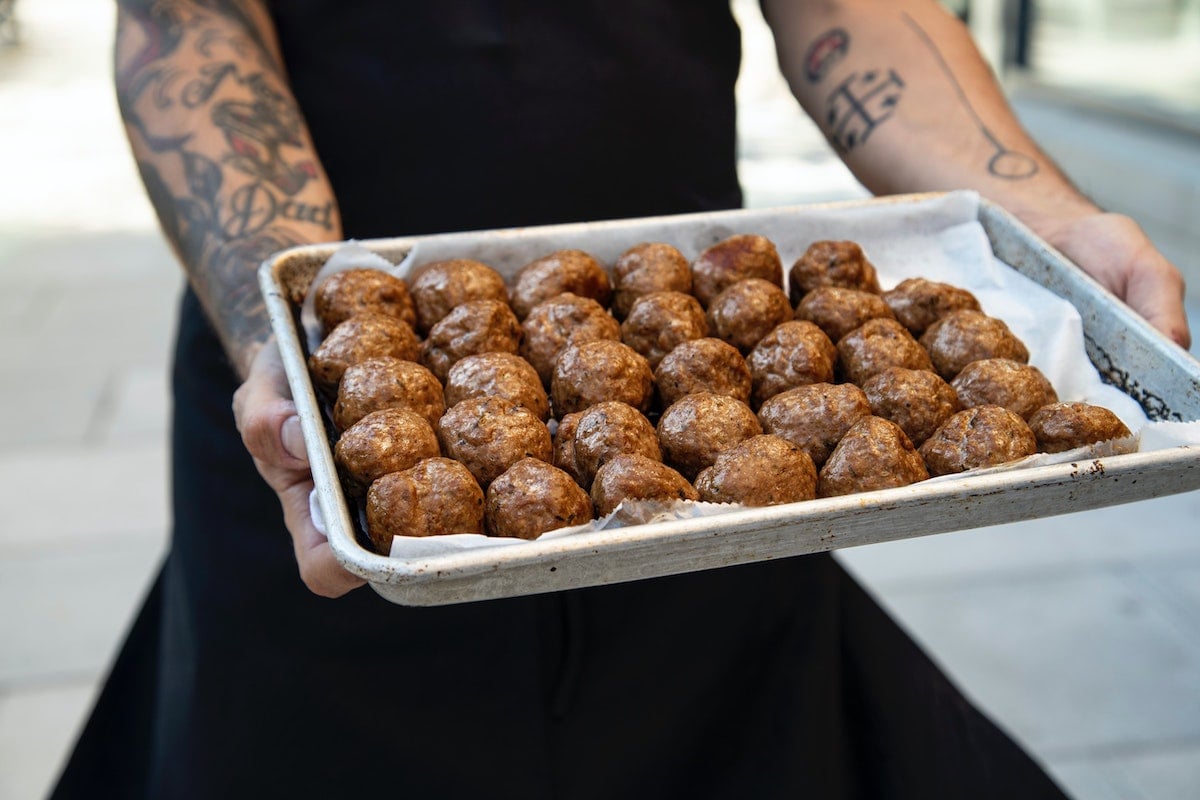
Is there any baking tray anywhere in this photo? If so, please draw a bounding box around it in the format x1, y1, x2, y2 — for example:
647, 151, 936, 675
259, 192, 1200, 606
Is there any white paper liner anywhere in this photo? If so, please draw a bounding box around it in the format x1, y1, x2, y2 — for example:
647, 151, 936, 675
299, 192, 1200, 558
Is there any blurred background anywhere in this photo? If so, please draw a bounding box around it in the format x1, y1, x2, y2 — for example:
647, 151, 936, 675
0, 1, 1197, 797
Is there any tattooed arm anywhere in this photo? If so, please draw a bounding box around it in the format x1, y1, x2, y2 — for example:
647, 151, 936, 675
763, 0, 1190, 347
115, 0, 341, 376
116, 0, 363, 596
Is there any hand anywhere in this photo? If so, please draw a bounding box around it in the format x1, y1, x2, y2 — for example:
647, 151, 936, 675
233, 342, 366, 598
1040, 212, 1191, 349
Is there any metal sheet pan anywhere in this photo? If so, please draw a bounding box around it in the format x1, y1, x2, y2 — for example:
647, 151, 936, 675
259, 193, 1200, 606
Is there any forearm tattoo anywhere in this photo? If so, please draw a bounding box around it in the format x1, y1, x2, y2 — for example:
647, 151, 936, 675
116, 0, 336, 366
803, 17, 1038, 180
899, 12, 1037, 180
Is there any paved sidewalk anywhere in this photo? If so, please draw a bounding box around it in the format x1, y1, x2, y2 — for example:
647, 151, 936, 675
1, 2, 1197, 799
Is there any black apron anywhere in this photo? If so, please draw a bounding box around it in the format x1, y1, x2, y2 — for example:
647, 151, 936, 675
55, 3, 1066, 797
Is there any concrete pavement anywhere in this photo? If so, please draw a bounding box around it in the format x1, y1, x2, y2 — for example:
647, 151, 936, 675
1, 1, 1198, 798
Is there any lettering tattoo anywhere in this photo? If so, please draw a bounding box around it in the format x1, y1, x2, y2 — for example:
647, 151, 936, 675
803, 28, 850, 83
825, 69, 906, 151
900, 12, 1038, 180
116, 0, 337, 363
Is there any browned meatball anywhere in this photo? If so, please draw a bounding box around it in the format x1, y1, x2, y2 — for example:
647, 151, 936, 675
818, 416, 928, 497
691, 234, 783, 308
408, 258, 508, 334
309, 312, 421, 393
552, 411, 586, 486
919, 405, 1038, 476
334, 408, 441, 497
444, 352, 550, 421
838, 318, 934, 386
437, 397, 552, 487
920, 309, 1030, 380
1028, 402, 1133, 453
951, 358, 1058, 420
862, 367, 961, 447
510, 249, 612, 320
571, 401, 661, 487
788, 240, 881, 305
421, 299, 522, 383
485, 458, 594, 539
654, 338, 752, 409
706, 278, 794, 354
314, 268, 417, 334
551, 340, 655, 416
757, 382, 872, 468
365, 458, 484, 551
334, 357, 445, 431
694, 435, 817, 506
620, 291, 709, 369
657, 392, 762, 480
883, 277, 982, 336
591, 453, 699, 518
794, 286, 896, 343
611, 242, 692, 319
520, 293, 622, 386
746, 321, 837, 407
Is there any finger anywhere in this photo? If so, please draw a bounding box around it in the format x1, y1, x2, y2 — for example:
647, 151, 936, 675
279, 479, 366, 598
1124, 265, 1192, 349
298, 540, 368, 599
234, 350, 309, 471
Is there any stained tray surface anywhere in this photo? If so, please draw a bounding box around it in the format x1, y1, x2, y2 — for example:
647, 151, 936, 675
260, 192, 1200, 605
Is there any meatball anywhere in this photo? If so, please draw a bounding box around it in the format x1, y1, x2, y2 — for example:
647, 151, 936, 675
611, 242, 692, 319
551, 340, 655, 416
951, 358, 1058, 420
333, 356, 445, 431
919, 405, 1038, 476
521, 293, 621, 386
571, 401, 662, 487
837, 317, 934, 386
818, 416, 928, 497
591, 453, 699, 519
552, 411, 586, 486
920, 309, 1030, 380
421, 298, 522, 383
485, 458, 594, 540
757, 382, 872, 468
862, 367, 961, 447
620, 291, 709, 369
788, 240, 881, 305
706, 278, 793, 354
309, 312, 421, 393
694, 435, 817, 507
883, 277, 982, 336
746, 321, 837, 407
408, 258, 508, 334
794, 286, 896, 344
1028, 402, 1133, 453
334, 408, 441, 497
654, 337, 752, 409
437, 396, 552, 487
510, 249, 612, 320
314, 268, 417, 334
691, 233, 783, 308
657, 392, 762, 480
444, 352, 550, 421
365, 458, 484, 551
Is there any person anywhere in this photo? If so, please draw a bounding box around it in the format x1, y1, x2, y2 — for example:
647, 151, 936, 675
55, 1, 1188, 797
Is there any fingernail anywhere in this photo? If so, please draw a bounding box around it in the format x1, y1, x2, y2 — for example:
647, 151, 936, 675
282, 416, 307, 461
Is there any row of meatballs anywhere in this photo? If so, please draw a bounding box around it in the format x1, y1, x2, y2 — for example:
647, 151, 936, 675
306, 235, 1130, 552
